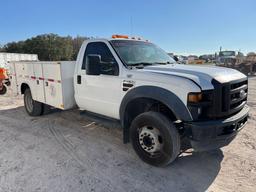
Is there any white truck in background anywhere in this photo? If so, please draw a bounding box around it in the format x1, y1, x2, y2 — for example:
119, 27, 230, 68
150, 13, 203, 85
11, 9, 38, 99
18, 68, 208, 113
0, 53, 38, 69
0, 53, 38, 95
9, 35, 249, 166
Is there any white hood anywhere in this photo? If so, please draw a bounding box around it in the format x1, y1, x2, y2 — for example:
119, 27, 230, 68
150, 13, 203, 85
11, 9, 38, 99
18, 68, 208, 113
142, 64, 247, 90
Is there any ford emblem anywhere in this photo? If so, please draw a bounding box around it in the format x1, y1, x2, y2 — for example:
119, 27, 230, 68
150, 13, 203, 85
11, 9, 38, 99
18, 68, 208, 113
239, 90, 246, 98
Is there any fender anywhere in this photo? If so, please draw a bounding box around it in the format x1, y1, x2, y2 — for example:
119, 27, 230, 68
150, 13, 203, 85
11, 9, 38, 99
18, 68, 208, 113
20, 81, 35, 99
119, 86, 193, 143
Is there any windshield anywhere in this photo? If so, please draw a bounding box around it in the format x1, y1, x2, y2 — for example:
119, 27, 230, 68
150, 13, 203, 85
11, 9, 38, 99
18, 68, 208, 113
219, 51, 236, 57
110, 40, 176, 66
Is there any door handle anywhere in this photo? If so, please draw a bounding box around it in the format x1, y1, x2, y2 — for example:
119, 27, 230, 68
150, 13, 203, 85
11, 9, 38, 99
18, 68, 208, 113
77, 75, 81, 84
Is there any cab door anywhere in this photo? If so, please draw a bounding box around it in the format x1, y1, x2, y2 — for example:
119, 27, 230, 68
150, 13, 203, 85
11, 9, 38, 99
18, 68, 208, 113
75, 41, 122, 119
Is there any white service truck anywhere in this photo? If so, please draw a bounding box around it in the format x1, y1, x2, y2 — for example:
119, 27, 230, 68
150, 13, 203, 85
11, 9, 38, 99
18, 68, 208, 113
9, 35, 249, 166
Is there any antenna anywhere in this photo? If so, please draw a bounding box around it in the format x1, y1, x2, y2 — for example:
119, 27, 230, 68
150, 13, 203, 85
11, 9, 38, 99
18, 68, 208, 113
130, 16, 133, 36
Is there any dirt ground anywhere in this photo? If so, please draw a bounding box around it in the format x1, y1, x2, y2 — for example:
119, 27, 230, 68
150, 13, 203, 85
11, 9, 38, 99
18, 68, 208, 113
0, 77, 255, 192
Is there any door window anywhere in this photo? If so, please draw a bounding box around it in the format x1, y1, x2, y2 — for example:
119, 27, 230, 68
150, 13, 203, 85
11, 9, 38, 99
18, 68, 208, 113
82, 42, 119, 76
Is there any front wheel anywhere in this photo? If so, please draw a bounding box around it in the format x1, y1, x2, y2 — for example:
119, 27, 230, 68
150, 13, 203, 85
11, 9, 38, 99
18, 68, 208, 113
24, 88, 43, 116
130, 111, 180, 167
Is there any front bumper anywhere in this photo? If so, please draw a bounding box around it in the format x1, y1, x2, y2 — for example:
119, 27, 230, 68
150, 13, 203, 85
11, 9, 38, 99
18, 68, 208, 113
184, 105, 249, 152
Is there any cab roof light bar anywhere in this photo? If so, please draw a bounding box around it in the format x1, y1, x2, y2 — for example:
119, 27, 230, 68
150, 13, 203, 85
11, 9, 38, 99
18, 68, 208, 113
111, 34, 149, 42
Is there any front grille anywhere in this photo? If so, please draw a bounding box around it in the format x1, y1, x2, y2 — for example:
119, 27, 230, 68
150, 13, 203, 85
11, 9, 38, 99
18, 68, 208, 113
210, 78, 248, 119
224, 79, 248, 115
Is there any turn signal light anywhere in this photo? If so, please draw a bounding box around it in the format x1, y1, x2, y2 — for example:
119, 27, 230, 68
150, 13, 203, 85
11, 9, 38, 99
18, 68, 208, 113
188, 92, 203, 103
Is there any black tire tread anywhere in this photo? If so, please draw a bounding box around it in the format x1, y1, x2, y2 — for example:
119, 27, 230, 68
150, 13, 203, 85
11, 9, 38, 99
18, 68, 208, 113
130, 111, 180, 167
24, 89, 43, 116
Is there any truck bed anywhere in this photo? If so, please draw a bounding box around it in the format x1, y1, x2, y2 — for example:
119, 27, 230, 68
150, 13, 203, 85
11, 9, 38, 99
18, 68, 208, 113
10, 61, 76, 110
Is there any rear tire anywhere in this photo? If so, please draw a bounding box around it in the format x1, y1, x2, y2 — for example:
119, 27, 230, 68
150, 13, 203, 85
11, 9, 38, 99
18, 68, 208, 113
24, 88, 43, 116
130, 111, 180, 167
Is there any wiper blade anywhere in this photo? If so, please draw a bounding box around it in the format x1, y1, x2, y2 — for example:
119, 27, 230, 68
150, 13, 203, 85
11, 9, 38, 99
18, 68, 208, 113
129, 62, 155, 66
155, 61, 174, 64
128, 61, 174, 69
128, 62, 156, 69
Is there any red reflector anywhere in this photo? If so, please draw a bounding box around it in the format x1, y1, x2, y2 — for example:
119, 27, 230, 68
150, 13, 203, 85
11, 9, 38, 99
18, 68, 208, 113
39, 77, 44, 80
31, 76, 36, 79
48, 79, 54, 82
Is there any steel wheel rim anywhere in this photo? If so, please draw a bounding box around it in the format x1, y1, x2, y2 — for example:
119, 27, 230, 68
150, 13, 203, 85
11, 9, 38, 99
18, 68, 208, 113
138, 126, 163, 154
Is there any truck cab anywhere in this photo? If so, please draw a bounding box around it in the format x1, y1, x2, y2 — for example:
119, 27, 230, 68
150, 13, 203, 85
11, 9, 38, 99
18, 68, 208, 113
10, 35, 249, 166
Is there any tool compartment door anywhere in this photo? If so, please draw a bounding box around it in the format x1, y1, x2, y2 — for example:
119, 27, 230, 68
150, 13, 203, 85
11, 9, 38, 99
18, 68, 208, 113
9, 63, 18, 95
15, 62, 36, 98
43, 63, 63, 109
33, 62, 45, 103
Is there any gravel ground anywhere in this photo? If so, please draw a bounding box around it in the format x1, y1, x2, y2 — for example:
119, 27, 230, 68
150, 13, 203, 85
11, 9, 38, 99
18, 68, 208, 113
0, 77, 255, 192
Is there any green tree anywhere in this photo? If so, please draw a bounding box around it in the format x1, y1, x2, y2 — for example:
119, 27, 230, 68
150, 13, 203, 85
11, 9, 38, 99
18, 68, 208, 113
23, 34, 73, 61
72, 36, 89, 59
0, 44, 5, 52
3, 33, 89, 61
4, 41, 25, 53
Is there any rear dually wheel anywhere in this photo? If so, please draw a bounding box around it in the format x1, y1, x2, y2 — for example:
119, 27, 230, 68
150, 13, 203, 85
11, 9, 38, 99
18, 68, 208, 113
24, 88, 44, 116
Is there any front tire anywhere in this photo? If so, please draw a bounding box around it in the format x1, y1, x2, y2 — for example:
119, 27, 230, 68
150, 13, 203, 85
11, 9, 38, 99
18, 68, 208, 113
24, 88, 43, 116
130, 111, 180, 167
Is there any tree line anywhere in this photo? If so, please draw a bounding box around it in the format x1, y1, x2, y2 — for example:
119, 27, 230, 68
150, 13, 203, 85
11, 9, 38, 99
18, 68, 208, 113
0, 34, 89, 61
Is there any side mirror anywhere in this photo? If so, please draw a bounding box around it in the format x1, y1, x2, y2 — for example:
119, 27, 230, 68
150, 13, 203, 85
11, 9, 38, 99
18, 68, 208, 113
86, 54, 101, 75
173, 55, 179, 62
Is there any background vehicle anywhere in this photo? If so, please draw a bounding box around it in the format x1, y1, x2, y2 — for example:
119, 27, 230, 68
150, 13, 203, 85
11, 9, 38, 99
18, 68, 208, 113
0, 68, 8, 95
217, 50, 237, 66
0, 53, 38, 94
217, 51, 256, 75
199, 54, 216, 63
236, 52, 256, 75
9, 35, 249, 166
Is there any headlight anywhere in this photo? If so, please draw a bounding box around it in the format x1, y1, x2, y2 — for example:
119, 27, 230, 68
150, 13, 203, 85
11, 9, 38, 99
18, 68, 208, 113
187, 92, 203, 103
187, 91, 213, 120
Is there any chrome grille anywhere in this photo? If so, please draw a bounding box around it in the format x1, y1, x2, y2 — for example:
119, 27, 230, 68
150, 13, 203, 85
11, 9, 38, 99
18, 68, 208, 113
228, 80, 248, 114
209, 78, 248, 119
